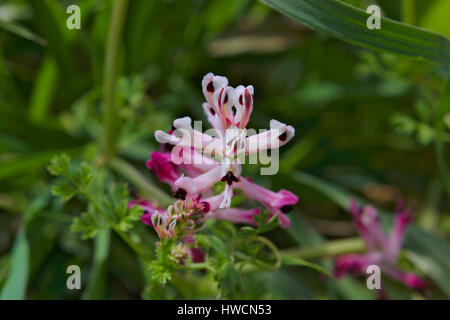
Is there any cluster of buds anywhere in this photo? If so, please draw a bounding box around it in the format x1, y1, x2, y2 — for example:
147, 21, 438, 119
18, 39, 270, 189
145, 198, 208, 240
166, 198, 208, 236
171, 243, 191, 264
334, 199, 426, 295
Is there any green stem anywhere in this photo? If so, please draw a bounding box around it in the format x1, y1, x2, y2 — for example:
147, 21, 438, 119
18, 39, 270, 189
280, 237, 365, 260
401, 0, 415, 25
435, 141, 450, 199
101, 0, 129, 162
435, 77, 450, 200
83, 229, 110, 299
110, 157, 173, 206
234, 235, 282, 272
180, 262, 214, 272
113, 227, 152, 261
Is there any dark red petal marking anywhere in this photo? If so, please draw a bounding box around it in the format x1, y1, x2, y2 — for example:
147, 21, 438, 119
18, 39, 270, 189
223, 94, 228, 104
218, 87, 224, 107
221, 171, 239, 186
163, 143, 174, 152
281, 205, 294, 213
278, 131, 287, 142
200, 201, 210, 213
209, 107, 216, 116
207, 81, 214, 93
239, 94, 243, 105
173, 188, 187, 200
226, 118, 232, 127
244, 90, 252, 108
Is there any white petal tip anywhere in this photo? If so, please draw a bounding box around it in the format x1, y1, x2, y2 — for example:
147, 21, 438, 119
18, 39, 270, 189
173, 116, 192, 129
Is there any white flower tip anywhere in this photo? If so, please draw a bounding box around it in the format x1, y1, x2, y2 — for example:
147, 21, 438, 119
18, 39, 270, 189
155, 130, 181, 145
270, 120, 295, 143
202, 73, 228, 93
286, 125, 295, 140
155, 130, 172, 144
270, 119, 285, 130
173, 116, 192, 130
174, 174, 191, 188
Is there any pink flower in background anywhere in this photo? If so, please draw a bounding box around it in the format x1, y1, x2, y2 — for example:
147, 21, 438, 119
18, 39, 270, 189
334, 199, 426, 293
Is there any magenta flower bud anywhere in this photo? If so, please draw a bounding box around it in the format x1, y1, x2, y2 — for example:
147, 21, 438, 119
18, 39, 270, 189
190, 247, 205, 263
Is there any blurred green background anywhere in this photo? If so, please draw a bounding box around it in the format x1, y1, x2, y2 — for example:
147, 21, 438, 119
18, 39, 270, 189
0, 0, 449, 299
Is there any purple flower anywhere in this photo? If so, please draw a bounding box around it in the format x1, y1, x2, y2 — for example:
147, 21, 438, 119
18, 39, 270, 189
334, 199, 427, 293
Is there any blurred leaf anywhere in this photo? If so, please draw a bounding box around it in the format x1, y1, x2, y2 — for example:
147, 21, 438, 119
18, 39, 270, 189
421, 0, 450, 39
52, 181, 76, 203
0, 3, 32, 22
110, 157, 172, 206
205, 0, 250, 34
0, 150, 66, 180
0, 20, 47, 46
280, 134, 317, 172
260, 0, 450, 64
83, 229, 111, 299
208, 236, 229, 258
28, 56, 58, 122
71, 212, 100, 240
0, 230, 29, 300
30, 0, 73, 92
47, 154, 71, 177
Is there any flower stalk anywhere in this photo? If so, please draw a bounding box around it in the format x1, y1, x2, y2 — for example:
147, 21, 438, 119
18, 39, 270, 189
101, 0, 129, 163
280, 237, 365, 260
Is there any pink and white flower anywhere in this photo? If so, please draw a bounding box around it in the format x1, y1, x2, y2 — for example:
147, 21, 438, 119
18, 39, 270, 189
151, 73, 298, 227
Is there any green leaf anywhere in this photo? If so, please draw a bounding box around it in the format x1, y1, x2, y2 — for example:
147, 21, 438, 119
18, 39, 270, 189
71, 212, 100, 240
0, 150, 63, 180
421, 0, 450, 39
47, 154, 71, 177
116, 204, 142, 232
259, 0, 450, 64
208, 235, 229, 258
110, 158, 173, 206
0, 230, 29, 300
28, 56, 58, 122
74, 162, 93, 190
51, 181, 77, 203
216, 261, 241, 298
0, 20, 47, 46
149, 239, 177, 286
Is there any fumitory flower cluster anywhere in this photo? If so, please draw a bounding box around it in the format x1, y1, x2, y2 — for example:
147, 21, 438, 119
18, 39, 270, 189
334, 199, 427, 296
132, 72, 299, 263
